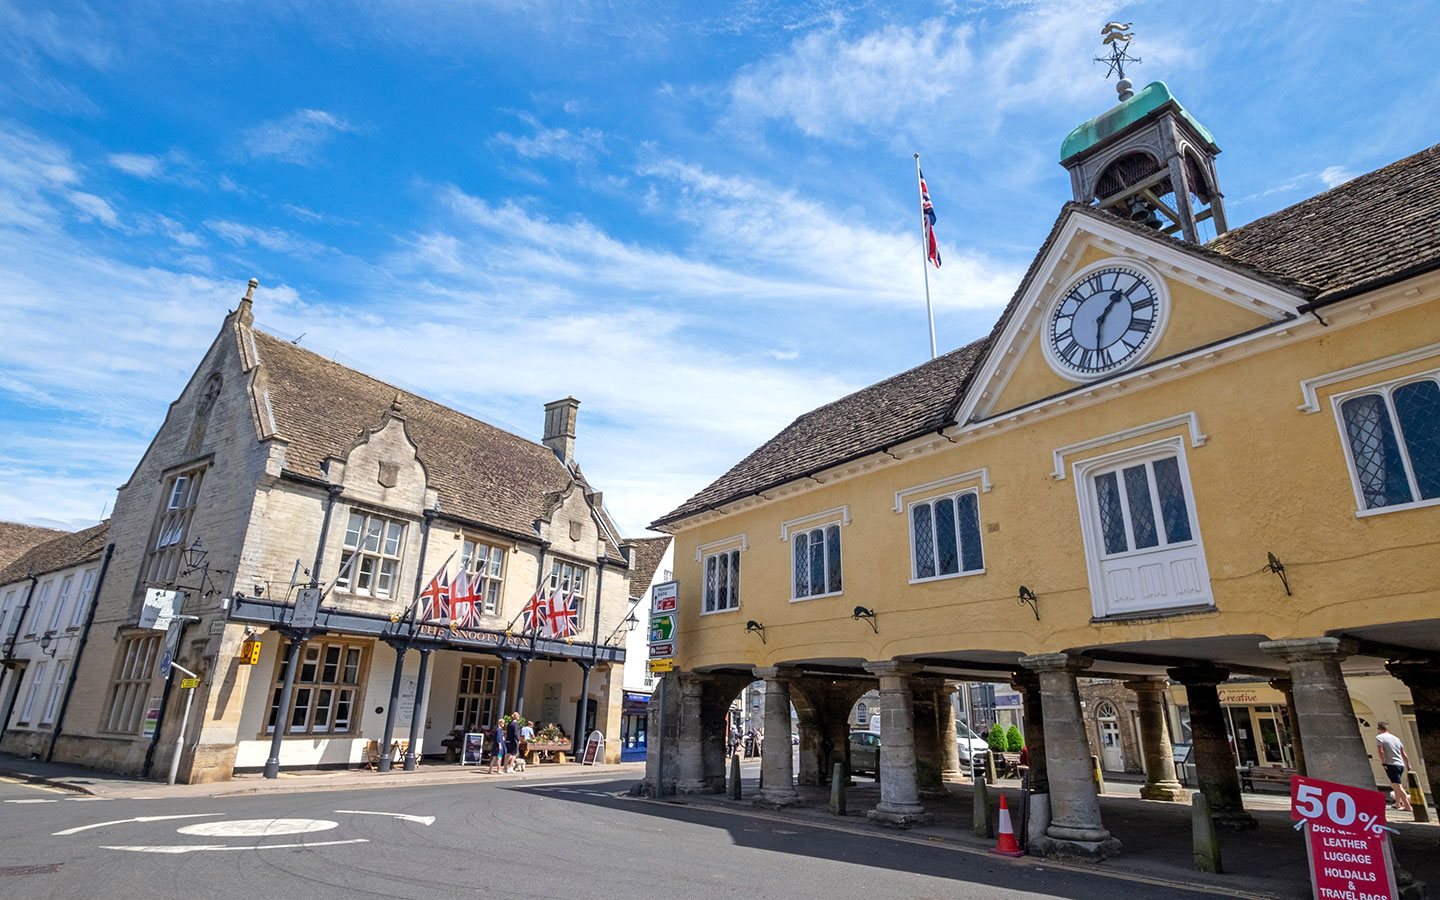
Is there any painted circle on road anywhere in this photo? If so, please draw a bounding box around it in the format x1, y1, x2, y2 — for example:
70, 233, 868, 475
176, 818, 339, 837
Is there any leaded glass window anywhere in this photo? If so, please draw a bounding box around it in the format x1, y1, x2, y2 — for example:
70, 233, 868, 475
910, 490, 985, 580
1340, 377, 1440, 511
1091, 456, 1195, 556
703, 548, 740, 613
792, 525, 841, 598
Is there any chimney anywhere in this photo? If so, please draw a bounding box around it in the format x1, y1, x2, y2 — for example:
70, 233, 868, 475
543, 397, 580, 467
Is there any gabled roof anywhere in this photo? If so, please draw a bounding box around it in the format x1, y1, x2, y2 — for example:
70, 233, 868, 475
0, 521, 109, 586
252, 331, 579, 542
0, 521, 69, 574
623, 536, 672, 599
653, 142, 1440, 530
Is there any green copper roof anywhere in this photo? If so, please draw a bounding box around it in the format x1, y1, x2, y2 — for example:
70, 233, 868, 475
1060, 81, 1218, 162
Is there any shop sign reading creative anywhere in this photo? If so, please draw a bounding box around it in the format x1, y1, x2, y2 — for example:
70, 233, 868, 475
648, 581, 678, 673
1291, 774, 1398, 900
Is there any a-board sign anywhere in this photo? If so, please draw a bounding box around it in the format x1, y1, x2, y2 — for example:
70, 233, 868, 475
581, 730, 604, 766
651, 581, 678, 614
292, 588, 322, 630
461, 733, 485, 765
648, 658, 674, 673
648, 641, 675, 659
1292, 774, 1398, 899
142, 699, 162, 738
180, 677, 200, 689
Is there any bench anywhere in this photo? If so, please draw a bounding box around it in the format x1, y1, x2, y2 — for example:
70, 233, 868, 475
995, 751, 1023, 778
1240, 765, 1296, 792
525, 741, 572, 765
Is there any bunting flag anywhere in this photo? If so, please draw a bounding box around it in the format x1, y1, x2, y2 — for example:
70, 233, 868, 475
919, 168, 942, 268
544, 588, 580, 640
418, 569, 451, 621
450, 569, 480, 627
520, 583, 549, 634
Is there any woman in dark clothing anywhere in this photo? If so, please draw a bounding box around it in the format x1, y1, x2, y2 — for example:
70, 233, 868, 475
503, 714, 521, 773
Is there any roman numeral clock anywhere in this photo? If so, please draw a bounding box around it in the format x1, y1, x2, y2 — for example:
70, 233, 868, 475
1044, 263, 1166, 379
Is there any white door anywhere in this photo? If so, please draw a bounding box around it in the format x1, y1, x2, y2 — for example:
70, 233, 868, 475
1096, 701, 1124, 771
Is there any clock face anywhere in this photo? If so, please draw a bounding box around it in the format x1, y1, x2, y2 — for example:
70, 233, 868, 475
1047, 265, 1161, 377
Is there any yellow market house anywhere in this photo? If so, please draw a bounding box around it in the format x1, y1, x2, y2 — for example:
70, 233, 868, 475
647, 77, 1440, 867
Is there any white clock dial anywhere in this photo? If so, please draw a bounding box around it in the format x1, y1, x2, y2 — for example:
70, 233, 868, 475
1048, 265, 1161, 377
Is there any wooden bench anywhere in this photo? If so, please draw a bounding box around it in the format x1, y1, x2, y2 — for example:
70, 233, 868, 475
1240, 765, 1296, 792
995, 751, 1023, 778
526, 741, 571, 765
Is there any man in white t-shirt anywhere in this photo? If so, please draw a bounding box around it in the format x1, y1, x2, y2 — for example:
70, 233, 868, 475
1375, 722, 1412, 812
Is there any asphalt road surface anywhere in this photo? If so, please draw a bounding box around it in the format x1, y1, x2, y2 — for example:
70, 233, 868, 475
0, 773, 1242, 899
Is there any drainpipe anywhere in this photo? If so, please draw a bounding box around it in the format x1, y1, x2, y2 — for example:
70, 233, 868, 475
0, 572, 40, 743
312, 484, 344, 589
46, 544, 115, 761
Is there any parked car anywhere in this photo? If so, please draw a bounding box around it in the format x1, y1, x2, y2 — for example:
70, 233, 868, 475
849, 730, 881, 775
957, 723, 990, 768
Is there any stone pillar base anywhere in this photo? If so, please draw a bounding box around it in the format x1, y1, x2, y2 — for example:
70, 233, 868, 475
1212, 806, 1259, 831
919, 785, 951, 800
677, 779, 719, 795
1028, 793, 1051, 845
867, 803, 930, 828
1138, 780, 1189, 802
753, 788, 801, 809
1030, 833, 1122, 861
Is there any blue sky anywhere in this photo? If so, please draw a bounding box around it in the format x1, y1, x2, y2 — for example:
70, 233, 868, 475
1, 1, 1437, 536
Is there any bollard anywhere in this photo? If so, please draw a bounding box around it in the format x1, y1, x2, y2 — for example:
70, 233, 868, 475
830, 762, 846, 815
1090, 754, 1106, 794
729, 753, 742, 801
974, 770, 993, 839
986, 750, 999, 785
1407, 771, 1430, 823
1192, 791, 1224, 873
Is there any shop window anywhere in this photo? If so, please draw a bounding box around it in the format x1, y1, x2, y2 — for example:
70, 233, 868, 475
266, 640, 367, 735
453, 661, 499, 731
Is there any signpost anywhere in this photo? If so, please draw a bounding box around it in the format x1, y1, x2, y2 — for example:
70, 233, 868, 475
1292, 775, 1399, 900
139, 588, 183, 631
648, 641, 675, 659
651, 581, 677, 614
292, 587, 322, 630
648, 613, 675, 643
647, 580, 678, 795
648, 658, 674, 673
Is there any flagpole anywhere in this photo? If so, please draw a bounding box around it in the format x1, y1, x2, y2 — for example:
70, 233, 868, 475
915, 153, 937, 360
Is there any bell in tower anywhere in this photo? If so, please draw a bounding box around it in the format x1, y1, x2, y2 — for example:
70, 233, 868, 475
1059, 24, 1228, 243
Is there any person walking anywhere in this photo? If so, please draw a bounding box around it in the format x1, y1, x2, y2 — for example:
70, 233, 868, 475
487, 725, 506, 775
504, 713, 522, 773
1376, 722, 1413, 812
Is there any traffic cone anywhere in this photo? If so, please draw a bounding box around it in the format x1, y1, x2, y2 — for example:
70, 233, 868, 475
991, 793, 1024, 857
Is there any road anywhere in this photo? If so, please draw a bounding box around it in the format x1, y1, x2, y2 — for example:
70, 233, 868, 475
0, 773, 1244, 899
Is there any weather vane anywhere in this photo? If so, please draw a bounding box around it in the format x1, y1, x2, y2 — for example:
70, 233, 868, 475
1095, 22, 1141, 100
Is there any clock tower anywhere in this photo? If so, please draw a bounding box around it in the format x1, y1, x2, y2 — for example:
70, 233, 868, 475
1060, 26, 1228, 244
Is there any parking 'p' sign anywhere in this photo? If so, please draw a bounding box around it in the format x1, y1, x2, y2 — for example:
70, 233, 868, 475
1291, 775, 1398, 900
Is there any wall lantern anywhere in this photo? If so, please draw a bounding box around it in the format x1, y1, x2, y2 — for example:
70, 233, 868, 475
38, 631, 58, 657
851, 606, 878, 634
1265, 552, 1291, 596
181, 539, 208, 573
744, 620, 767, 644
1017, 586, 1039, 621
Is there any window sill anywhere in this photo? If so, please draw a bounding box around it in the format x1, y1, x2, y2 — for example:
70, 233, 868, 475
1354, 496, 1440, 518
1090, 604, 1218, 625
909, 568, 986, 585
699, 606, 740, 617
790, 591, 843, 603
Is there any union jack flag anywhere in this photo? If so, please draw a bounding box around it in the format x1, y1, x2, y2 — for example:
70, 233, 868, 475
418, 570, 450, 621
544, 589, 579, 640
450, 569, 481, 627
520, 584, 549, 634
919, 168, 942, 268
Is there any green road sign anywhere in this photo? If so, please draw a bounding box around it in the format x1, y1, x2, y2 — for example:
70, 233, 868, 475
649, 613, 675, 643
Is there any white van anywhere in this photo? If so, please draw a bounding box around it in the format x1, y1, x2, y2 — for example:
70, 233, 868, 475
867, 716, 990, 767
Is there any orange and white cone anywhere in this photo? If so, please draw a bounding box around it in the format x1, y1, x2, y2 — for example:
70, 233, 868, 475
991, 793, 1024, 857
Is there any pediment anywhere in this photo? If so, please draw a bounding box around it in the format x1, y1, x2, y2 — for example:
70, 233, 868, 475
957, 209, 1305, 423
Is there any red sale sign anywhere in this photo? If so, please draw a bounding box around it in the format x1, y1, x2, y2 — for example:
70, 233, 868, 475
1291, 775, 1398, 900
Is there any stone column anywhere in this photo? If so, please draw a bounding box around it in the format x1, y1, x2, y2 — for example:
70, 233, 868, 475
863, 661, 928, 826
699, 687, 729, 793
1019, 653, 1119, 860
1012, 668, 1050, 845
940, 685, 961, 778
1268, 677, 1306, 776
795, 708, 822, 786
676, 673, 708, 794
1125, 678, 1186, 801
753, 667, 801, 808
1387, 661, 1440, 807
912, 677, 947, 799
1259, 639, 1372, 788
1168, 665, 1256, 830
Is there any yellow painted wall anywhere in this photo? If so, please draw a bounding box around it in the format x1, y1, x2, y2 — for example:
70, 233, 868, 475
667, 251, 1440, 674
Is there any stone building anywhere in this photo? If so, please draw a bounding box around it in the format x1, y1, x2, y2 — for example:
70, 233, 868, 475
49, 286, 666, 781
647, 73, 1440, 880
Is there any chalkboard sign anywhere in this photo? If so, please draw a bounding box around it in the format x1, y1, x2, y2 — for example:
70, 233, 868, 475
461, 732, 485, 766
581, 730, 604, 766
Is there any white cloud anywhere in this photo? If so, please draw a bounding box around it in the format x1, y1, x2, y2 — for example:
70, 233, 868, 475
108, 152, 164, 178
241, 108, 356, 165
0, 123, 81, 230
66, 190, 118, 225
493, 113, 606, 162
1319, 165, 1355, 189
205, 219, 331, 256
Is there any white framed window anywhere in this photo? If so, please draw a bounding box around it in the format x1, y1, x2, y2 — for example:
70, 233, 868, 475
25, 581, 52, 636
702, 548, 741, 613
549, 560, 588, 624
69, 569, 96, 628
1073, 436, 1212, 618
19, 661, 47, 724
146, 467, 205, 586
103, 634, 160, 733
453, 661, 499, 731
460, 539, 506, 615
791, 524, 842, 600
1332, 375, 1440, 515
41, 660, 67, 725
266, 640, 366, 735
336, 512, 405, 598
1, 588, 18, 637
909, 490, 985, 581
49, 573, 74, 632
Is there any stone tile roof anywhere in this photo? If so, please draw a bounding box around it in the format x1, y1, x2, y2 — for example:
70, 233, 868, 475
252, 331, 577, 541
0, 521, 68, 574
652, 340, 990, 526
623, 536, 672, 599
1207, 142, 1440, 301
652, 144, 1440, 529
0, 522, 109, 586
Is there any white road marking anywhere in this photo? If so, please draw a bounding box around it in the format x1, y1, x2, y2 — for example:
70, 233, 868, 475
334, 810, 435, 826
69, 797, 113, 802
176, 819, 338, 837
6, 799, 57, 803
53, 814, 222, 836
102, 839, 369, 854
